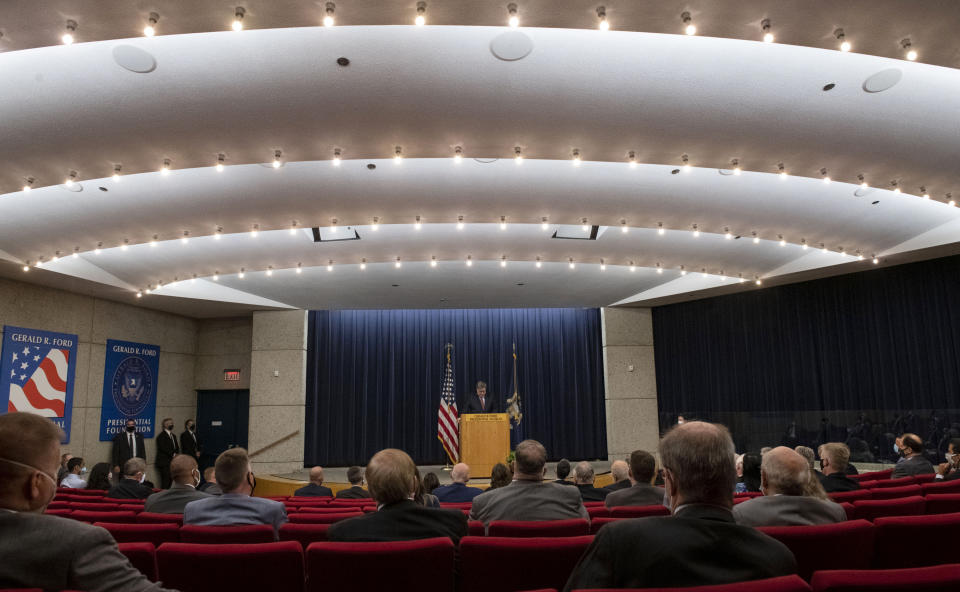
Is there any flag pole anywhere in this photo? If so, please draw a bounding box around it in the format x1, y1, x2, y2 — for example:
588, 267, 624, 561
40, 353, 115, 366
443, 342, 453, 472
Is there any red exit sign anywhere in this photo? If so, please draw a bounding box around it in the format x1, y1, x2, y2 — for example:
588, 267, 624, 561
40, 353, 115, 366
223, 369, 241, 382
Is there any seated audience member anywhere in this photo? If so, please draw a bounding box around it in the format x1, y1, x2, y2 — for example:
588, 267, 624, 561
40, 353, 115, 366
335, 466, 372, 499
86, 462, 113, 490
760, 446, 773, 456
413, 467, 440, 508
733, 447, 845, 527
605, 450, 665, 509
554, 458, 575, 485
564, 422, 796, 591
736, 452, 762, 493
422, 471, 441, 494
59, 456, 87, 488
470, 439, 587, 524
432, 463, 484, 502
816, 443, 861, 493
794, 446, 817, 473
198, 467, 222, 495
891, 433, 935, 478
603, 460, 632, 492
294, 466, 333, 497
107, 458, 154, 499
144, 454, 211, 514
329, 449, 468, 543
936, 438, 960, 481
56, 452, 73, 484
184, 448, 287, 537
0, 412, 173, 592
574, 461, 609, 501
488, 462, 513, 489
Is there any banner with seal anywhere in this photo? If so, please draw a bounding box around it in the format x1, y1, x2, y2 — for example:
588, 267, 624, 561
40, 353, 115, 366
99, 339, 160, 441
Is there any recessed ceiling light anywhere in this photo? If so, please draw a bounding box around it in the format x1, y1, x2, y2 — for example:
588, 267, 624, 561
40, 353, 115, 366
761, 19, 773, 43
394, 146, 403, 164
62, 20, 77, 45
332, 148, 342, 166
597, 6, 609, 31
507, 3, 519, 28
415, 1, 426, 26
514, 146, 523, 164
901, 38, 917, 61
835, 28, 850, 52
216, 153, 226, 172
144, 12, 159, 37
232, 7, 245, 31
323, 2, 336, 27
681, 12, 696, 35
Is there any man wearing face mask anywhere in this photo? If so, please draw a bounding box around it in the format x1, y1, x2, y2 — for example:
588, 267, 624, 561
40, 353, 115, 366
890, 433, 935, 479
112, 418, 146, 479
0, 412, 175, 591
60, 456, 87, 488
180, 419, 201, 462
144, 454, 211, 513
183, 447, 288, 539
107, 458, 155, 499
155, 417, 181, 489
935, 438, 960, 481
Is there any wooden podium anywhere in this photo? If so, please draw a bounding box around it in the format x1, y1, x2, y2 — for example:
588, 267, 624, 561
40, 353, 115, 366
460, 413, 510, 478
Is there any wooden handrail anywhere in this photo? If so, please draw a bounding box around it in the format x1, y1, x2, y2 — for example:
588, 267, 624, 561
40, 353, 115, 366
248, 430, 300, 458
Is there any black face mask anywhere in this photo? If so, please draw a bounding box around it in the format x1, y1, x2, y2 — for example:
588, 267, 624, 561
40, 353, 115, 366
126, 426, 136, 433
164, 424, 173, 430
188, 424, 195, 431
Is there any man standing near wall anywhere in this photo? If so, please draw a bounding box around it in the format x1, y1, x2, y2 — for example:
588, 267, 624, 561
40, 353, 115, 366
155, 417, 180, 489
112, 418, 145, 478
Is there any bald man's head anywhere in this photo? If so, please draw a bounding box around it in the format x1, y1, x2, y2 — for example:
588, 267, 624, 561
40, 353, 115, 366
309, 466, 325, 485
450, 463, 470, 484
760, 446, 810, 496
170, 454, 199, 485
610, 460, 629, 482
0, 412, 64, 512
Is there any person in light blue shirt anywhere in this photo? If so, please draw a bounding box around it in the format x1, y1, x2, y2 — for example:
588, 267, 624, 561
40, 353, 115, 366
59, 457, 87, 488
183, 448, 287, 538
432, 463, 484, 503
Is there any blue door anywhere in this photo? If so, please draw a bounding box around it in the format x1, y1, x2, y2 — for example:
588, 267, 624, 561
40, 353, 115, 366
196, 389, 249, 472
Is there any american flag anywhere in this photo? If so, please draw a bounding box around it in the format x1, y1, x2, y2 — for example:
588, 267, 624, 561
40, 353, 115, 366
437, 344, 460, 463
7, 345, 69, 417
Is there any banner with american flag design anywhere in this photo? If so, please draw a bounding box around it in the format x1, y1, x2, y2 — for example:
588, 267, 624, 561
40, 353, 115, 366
0, 325, 78, 442
437, 343, 459, 464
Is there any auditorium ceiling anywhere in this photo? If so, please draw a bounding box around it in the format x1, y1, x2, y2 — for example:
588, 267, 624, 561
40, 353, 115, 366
1, 1, 959, 317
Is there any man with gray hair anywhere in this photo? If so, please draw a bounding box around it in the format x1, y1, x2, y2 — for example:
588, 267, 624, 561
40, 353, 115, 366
733, 446, 846, 527
603, 459, 632, 492
565, 421, 796, 590
432, 463, 484, 502
574, 461, 609, 501
107, 457, 154, 499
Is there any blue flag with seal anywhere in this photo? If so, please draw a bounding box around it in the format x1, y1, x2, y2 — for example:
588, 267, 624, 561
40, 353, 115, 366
99, 339, 160, 441
507, 342, 525, 446
0, 325, 79, 443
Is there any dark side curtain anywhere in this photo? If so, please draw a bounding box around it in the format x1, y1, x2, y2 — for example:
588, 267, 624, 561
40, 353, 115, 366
305, 308, 607, 466
653, 254, 960, 457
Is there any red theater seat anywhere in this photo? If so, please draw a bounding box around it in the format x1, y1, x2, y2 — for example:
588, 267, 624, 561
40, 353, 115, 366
854, 469, 893, 481
279, 523, 331, 546
95, 522, 180, 545
583, 501, 606, 507
297, 506, 366, 514
136, 512, 183, 525
869, 476, 916, 489
118, 542, 158, 581
913, 473, 937, 484
180, 524, 276, 544
839, 503, 856, 520
922, 480, 960, 495
288, 512, 362, 524
459, 535, 594, 592
590, 517, 624, 534
468, 520, 485, 536
810, 564, 960, 591
158, 542, 304, 592
924, 493, 960, 515
43, 509, 72, 518
827, 490, 871, 503
70, 510, 137, 524
328, 500, 372, 507
46, 501, 70, 510
440, 502, 474, 510
589, 574, 813, 591
70, 502, 121, 511
852, 496, 925, 521
609, 505, 670, 518
757, 520, 875, 580
488, 519, 590, 537
868, 484, 922, 500
587, 506, 611, 519
873, 512, 960, 568
306, 537, 455, 592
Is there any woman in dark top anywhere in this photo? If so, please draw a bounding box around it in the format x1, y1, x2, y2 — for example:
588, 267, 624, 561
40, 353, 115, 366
736, 452, 763, 493
86, 462, 112, 491
422, 471, 440, 495
489, 463, 513, 489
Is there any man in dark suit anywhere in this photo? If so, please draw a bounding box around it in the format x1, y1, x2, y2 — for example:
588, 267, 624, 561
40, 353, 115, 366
155, 417, 180, 489
554, 458, 576, 485
107, 458, 154, 499
605, 449, 666, 509
891, 433, 935, 478
145, 454, 211, 513
564, 421, 796, 591
817, 443, 861, 493
573, 461, 609, 501
603, 460, 632, 492
329, 449, 468, 544
112, 418, 146, 477
335, 466, 372, 499
432, 463, 484, 502
461, 380, 500, 414
0, 412, 173, 591
294, 466, 333, 497
180, 419, 201, 461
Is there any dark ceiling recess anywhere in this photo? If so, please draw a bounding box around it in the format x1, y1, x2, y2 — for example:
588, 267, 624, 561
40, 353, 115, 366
312, 227, 362, 242
551, 226, 599, 240
337, 57, 350, 66
823, 83, 836, 91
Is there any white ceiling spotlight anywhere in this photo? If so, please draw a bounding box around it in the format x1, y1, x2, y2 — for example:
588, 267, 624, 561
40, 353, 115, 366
22, 177, 34, 192
627, 150, 637, 168
323, 2, 336, 27
150, 234, 159, 247
731, 158, 742, 175
724, 227, 733, 240
327, 260, 334, 271
761, 18, 774, 43
332, 148, 342, 166
692, 223, 700, 237
371, 217, 380, 231
657, 222, 665, 235
514, 146, 523, 164
232, 7, 245, 32
568, 258, 575, 270
835, 28, 851, 52
801, 238, 807, 249
500, 215, 507, 230
212, 271, 220, 281
415, 1, 427, 26
250, 223, 259, 237
360, 258, 367, 270
820, 167, 831, 184
535, 256, 542, 268
901, 38, 917, 61
430, 255, 438, 267
597, 6, 609, 31
121, 238, 129, 251
330, 218, 338, 232
22, 261, 30, 272
681, 12, 696, 36
681, 153, 691, 172
656, 262, 663, 274
501, 255, 508, 268
394, 146, 403, 164
95, 242, 103, 254
215, 226, 223, 240
572, 148, 582, 166
872, 254, 880, 264
857, 173, 868, 188
62, 19, 77, 45
920, 186, 930, 199
752, 231, 759, 244
856, 250, 865, 261
599, 258, 606, 271
289, 221, 298, 235
947, 193, 956, 207
161, 158, 171, 175
144, 12, 159, 37
457, 215, 465, 230
507, 3, 519, 28
540, 216, 548, 230
72, 247, 79, 259
112, 164, 122, 182
238, 268, 245, 279
581, 217, 589, 231
64, 170, 78, 187
395, 257, 402, 268
296, 262, 303, 274
216, 153, 226, 172
620, 219, 628, 233
680, 265, 687, 276
453, 146, 463, 163
181, 231, 190, 244
266, 265, 274, 276
778, 162, 788, 179
466, 255, 473, 267
779, 234, 786, 246
272, 150, 282, 168
890, 179, 900, 193
755, 275, 762, 286
629, 261, 636, 272
414, 215, 422, 230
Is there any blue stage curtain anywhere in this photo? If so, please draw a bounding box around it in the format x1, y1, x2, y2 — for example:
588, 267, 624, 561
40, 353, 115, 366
653, 254, 960, 456
305, 308, 607, 466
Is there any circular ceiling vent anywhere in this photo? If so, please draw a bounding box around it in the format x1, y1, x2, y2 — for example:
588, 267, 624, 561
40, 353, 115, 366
863, 68, 902, 93
490, 31, 534, 61
718, 169, 735, 176
112, 44, 157, 73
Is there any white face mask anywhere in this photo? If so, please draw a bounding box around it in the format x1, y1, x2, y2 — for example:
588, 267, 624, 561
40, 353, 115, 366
0, 457, 58, 509
139, 473, 146, 484
80, 467, 87, 474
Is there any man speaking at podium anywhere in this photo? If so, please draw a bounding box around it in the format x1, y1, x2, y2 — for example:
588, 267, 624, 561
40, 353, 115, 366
461, 381, 500, 414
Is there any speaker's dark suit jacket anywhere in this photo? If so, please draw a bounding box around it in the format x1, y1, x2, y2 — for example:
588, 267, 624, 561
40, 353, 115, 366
328, 500, 468, 544
335, 485, 372, 499
155, 430, 180, 469
461, 393, 500, 414
563, 504, 797, 591
111, 431, 146, 469
180, 429, 201, 458
294, 483, 333, 497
